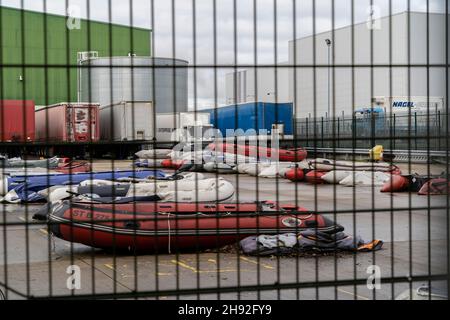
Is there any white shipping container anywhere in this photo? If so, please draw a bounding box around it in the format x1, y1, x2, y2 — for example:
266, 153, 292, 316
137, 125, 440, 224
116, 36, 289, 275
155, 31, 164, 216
373, 96, 444, 114
100, 101, 154, 141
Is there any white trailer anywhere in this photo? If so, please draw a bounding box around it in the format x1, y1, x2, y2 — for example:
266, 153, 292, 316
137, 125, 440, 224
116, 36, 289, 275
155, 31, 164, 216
372, 96, 445, 114
100, 101, 154, 141
156, 112, 213, 143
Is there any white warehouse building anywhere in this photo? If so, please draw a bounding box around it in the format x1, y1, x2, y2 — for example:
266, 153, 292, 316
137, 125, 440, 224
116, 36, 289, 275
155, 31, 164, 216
225, 65, 291, 104
226, 11, 448, 119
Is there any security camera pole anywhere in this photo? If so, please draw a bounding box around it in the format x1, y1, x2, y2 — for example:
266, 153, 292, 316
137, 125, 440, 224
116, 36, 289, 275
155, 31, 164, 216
325, 39, 332, 120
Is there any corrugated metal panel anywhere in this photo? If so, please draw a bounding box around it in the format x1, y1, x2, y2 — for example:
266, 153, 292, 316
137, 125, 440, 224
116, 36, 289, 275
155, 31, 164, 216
205, 102, 293, 137
0, 6, 151, 105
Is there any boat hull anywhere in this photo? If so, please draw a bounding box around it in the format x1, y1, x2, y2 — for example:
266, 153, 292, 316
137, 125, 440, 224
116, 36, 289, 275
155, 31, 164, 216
48, 201, 342, 252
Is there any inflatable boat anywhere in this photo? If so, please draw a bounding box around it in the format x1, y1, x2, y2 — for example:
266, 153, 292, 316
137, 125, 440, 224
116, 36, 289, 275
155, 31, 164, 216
320, 171, 355, 184
209, 143, 307, 162
309, 158, 399, 173
46, 200, 343, 251
135, 159, 165, 168
55, 161, 92, 173
339, 171, 391, 187
43, 177, 236, 203
202, 163, 236, 174
418, 178, 449, 195
1, 156, 60, 169
0, 170, 165, 203
380, 175, 410, 192
380, 174, 447, 194
135, 149, 172, 159
284, 168, 306, 182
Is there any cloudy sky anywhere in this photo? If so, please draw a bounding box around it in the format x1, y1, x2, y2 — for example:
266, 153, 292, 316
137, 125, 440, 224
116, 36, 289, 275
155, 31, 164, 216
1, 0, 447, 107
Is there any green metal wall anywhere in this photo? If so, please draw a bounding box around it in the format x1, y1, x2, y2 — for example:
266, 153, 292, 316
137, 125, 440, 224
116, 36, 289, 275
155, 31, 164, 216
0, 6, 151, 105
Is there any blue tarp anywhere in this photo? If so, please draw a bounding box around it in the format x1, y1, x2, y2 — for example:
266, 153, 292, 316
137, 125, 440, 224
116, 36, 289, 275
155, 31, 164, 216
5, 170, 166, 202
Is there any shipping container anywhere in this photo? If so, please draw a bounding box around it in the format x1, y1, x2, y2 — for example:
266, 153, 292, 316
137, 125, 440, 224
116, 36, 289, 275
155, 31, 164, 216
0, 100, 35, 142
156, 112, 212, 142
35, 103, 100, 142
204, 102, 294, 139
372, 96, 445, 114
100, 101, 154, 141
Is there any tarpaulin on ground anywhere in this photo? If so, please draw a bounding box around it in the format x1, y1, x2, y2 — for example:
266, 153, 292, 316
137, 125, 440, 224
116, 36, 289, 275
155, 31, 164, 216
240, 230, 383, 256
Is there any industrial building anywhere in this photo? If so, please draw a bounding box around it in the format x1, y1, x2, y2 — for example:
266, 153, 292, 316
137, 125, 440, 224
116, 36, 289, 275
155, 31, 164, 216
226, 11, 448, 120
225, 66, 290, 104
0, 6, 152, 106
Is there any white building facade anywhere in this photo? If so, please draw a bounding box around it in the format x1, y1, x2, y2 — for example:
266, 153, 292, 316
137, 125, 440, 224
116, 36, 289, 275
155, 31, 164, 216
227, 12, 448, 120
290, 11, 448, 119
225, 65, 291, 104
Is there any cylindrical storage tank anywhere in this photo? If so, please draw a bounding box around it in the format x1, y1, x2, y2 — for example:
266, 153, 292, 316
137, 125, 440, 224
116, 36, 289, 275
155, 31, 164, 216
80, 57, 188, 113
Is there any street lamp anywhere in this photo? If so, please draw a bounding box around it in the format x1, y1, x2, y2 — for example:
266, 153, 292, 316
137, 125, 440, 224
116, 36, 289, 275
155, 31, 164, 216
325, 39, 332, 119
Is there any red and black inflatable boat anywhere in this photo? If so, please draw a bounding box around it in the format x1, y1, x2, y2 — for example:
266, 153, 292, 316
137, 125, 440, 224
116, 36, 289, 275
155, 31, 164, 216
47, 201, 342, 252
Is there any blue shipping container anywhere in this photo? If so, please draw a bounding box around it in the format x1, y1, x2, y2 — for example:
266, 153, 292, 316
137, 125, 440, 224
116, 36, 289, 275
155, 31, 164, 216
203, 102, 293, 137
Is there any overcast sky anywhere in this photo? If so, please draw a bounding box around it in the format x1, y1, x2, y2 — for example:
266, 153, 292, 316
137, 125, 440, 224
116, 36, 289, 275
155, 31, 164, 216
1, 0, 447, 108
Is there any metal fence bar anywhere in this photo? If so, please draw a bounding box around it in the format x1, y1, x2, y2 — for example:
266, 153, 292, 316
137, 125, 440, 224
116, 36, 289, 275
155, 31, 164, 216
0, 0, 447, 302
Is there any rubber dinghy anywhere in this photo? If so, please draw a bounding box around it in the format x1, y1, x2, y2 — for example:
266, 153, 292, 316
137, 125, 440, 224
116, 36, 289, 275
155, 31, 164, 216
309, 158, 399, 173
339, 171, 391, 187
135, 149, 172, 159
46, 201, 343, 252
209, 143, 307, 162
44, 177, 235, 203
1, 156, 60, 168
0, 170, 165, 203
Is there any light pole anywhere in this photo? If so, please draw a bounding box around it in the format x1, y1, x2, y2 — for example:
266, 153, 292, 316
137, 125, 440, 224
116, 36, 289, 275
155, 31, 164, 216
325, 39, 332, 119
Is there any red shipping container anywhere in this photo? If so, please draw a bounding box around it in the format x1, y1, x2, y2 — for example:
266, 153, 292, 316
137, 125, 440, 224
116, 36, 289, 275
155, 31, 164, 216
35, 103, 100, 142
0, 100, 36, 142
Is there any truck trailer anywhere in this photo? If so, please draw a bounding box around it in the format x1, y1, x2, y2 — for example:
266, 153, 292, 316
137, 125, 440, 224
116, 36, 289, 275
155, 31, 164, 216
35, 102, 100, 142
100, 101, 154, 141
372, 96, 445, 114
0, 100, 35, 142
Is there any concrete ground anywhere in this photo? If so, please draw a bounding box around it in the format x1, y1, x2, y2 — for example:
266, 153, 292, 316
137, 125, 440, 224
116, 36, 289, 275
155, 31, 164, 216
0, 161, 448, 300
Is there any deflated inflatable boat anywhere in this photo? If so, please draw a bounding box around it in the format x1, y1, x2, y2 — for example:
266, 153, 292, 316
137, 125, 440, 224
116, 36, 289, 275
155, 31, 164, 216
0, 170, 166, 203
309, 158, 399, 173
42, 177, 235, 203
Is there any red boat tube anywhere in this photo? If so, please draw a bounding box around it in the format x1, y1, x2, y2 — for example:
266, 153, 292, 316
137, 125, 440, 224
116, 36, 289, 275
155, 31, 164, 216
305, 170, 328, 184
209, 143, 307, 162
380, 175, 410, 193
48, 201, 342, 252
161, 159, 185, 169
284, 168, 306, 182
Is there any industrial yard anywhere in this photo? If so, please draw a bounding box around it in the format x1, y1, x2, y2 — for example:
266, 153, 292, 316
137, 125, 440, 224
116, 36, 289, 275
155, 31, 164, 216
0, 159, 447, 300
0, 1, 448, 304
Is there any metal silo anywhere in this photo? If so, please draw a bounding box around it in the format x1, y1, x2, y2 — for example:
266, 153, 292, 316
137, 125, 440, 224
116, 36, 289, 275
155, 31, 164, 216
80, 56, 188, 113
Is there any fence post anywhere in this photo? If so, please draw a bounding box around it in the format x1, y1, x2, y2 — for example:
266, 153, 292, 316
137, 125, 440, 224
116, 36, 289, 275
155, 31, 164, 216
337, 117, 340, 148
393, 113, 396, 150
321, 117, 324, 148
306, 117, 309, 148
437, 110, 441, 150
414, 112, 417, 150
